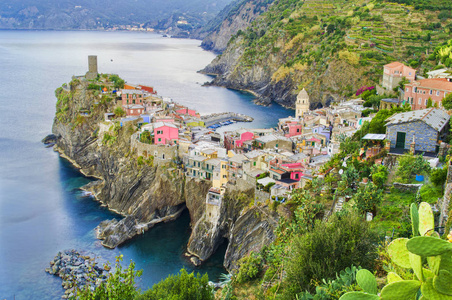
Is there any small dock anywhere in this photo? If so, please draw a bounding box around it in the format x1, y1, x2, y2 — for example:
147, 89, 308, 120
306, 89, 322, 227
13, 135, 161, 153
201, 112, 253, 129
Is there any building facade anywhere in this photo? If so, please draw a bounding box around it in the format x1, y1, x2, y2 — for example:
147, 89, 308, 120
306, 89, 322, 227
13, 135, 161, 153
295, 88, 310, 119
404, 78, 452, 110
382, 62, 416, 91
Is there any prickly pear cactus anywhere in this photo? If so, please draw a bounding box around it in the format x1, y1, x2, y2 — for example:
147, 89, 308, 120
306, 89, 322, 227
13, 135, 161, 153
418, 202, 434, 236
387, 238, 411, 269
409, 252, 423, 281
410, 203, 420, 237
387, 272, 402, 284
356, 269, 378, 295
340, 292, 380, 300
433, 270, 452, 295
406, 236, 452, 257
380, 280, 421, 300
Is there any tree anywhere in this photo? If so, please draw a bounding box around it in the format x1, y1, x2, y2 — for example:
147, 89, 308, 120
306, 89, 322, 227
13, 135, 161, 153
426, 97, 433, 108
140, 131, 152, 144
77, 255, 142, 300
114, 106, 126, 117
137, 269, 213, 300
284, 213, 378, 297
442, 92, 452, 110
371, 165, 388, 188
396, 153, 431, 183
353, 182, 383, 214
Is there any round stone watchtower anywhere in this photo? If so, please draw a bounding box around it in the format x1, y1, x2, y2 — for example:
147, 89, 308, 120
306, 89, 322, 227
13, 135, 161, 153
295, 88, 310, 118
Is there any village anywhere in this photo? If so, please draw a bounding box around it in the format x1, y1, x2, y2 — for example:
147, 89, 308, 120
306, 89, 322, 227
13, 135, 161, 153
80, 55, 452, 222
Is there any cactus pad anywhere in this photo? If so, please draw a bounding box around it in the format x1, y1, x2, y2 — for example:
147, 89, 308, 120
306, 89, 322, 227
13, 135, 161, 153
433, 270, 452, 295
356, 269, 378, 295
418, 202, 434, 236
387, 272, 403, 284
380, 280, 421, 300
388, 238, 411, 269
339, 292, 381, 300
410, 203, 420, 236
439, 250, 452, 273
421, 278, 452, 300
409, 252, 423, 281
406, 236, 452, 257
427, 255, 441, 275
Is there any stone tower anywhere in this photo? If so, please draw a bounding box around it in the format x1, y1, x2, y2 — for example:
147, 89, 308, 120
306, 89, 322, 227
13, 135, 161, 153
86, 55, 98, 80
296, 88, 310, 118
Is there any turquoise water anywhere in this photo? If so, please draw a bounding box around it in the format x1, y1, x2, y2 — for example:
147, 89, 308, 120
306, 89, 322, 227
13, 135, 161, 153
0, 30, 292, 299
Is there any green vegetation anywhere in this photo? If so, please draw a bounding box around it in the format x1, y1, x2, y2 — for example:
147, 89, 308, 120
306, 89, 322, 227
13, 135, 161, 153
395, 153, 431, 183
77, 255, 142, 300
110, 74, 125, 89
139, 131, 152, 144
137, 269, 213, 300
114, 106, 126, 117
224, 0, 452, 98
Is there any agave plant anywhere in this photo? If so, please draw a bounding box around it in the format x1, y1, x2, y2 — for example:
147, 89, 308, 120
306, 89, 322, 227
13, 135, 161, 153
339, 202, 452, 300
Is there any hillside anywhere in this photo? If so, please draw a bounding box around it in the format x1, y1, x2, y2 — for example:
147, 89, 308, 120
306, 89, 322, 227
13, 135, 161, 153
202, 0, 452, 108
0, 0, 233, 30
194, 0, 274, 53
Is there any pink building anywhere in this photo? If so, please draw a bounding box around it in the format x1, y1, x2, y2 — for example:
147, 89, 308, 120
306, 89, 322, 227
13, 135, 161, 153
284, 123, 302, 138
404, 78, 452, 110
280, 162, 304, 181
175, 107, 197, 117
121, 89, 144, 106
382, 62, 416, 91
224, 129, 254, 151
123, 104, 145, 116
154, 122, 179, 145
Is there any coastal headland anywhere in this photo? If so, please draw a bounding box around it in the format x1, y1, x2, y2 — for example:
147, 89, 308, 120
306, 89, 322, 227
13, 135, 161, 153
49, 64, 277, 272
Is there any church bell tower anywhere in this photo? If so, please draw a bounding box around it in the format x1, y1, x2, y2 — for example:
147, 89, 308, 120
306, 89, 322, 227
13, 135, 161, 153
296, 88, 310, 118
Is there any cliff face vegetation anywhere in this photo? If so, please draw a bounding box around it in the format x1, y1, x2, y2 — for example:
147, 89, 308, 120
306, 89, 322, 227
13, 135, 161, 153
202, 0, 452, 108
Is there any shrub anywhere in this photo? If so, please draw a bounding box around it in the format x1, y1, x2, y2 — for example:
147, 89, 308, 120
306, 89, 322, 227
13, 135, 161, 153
77, 255, 142, 300
235, 252, 263, 283
430, 167, 447, 188
137, 269, 213, 300
284, 213, 378, 297
114, 106, 126, 117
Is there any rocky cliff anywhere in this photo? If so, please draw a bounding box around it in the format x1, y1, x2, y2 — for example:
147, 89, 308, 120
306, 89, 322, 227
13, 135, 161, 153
195, 0, 274, 53
51, 77, 277, 271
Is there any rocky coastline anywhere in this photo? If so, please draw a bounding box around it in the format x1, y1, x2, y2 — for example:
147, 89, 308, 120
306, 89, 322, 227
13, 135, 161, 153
45, 250, 109, 299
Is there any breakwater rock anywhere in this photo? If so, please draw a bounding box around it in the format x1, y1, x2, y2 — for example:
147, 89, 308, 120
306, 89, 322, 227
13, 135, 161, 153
45, 250, 109, 299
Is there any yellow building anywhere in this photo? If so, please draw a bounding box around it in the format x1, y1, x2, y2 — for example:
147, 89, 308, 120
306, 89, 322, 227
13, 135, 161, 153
212, 159, 229, 188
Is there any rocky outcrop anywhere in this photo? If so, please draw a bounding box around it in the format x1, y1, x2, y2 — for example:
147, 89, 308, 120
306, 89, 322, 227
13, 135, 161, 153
45, 250, 109, 299
186, 181, 278, 271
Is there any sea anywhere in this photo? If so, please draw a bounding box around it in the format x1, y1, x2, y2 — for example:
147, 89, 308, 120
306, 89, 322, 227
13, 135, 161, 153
0, 30, 293, 299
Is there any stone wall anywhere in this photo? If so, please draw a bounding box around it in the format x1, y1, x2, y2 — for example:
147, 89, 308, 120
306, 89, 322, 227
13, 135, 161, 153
131, 133, 178, 163
387, 121, 437, 152
393, 182, 423, 193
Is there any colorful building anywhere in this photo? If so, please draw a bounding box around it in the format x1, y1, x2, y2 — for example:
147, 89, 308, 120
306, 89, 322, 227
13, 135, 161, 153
154, 122, 179, 145
382, 62, 416, 91
121, 89, 144, 106
404, 78, 452, 110
224, 129, 255, 151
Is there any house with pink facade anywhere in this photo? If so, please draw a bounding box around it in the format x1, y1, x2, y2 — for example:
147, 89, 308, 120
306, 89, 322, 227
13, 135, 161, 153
284, 122, 303, 138
224, 129, 255, 151
154, 122, 179, 145
175, 107, 197, 117
404, 78, 452, 110
382, 62, 416, 91
121, 89, 144, 106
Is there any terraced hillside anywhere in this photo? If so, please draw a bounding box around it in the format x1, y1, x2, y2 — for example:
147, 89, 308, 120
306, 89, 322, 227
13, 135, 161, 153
203, 0, 452, 108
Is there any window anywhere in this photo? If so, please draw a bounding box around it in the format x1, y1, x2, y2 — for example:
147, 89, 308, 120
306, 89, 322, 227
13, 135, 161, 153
157, 130, 163, 134
222, 175, 227, 178
409, 72, 412, 76
131, 109, 134, 113
296, 128, 300, 132
437, 91, 440, 96
430, 90, 433, 95
158, 138, 161, 142
406, 88, 409, 92
425, 99, 428, 106
419, 98, 422, 105
253, 162, 256, 166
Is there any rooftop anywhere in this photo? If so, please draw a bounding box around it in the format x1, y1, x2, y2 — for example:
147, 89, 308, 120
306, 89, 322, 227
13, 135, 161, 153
153, 122, 177, 129
385, 108, 450, 132
408, 78, 452, 91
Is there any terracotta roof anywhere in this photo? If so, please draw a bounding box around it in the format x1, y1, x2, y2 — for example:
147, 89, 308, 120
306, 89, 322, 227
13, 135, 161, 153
384, 62, 405, 69
270, 167, 285, 175
409, 78, 452, 91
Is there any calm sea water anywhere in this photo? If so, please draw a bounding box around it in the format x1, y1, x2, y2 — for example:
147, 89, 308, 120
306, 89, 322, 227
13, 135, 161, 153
0, 30, 293, 299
